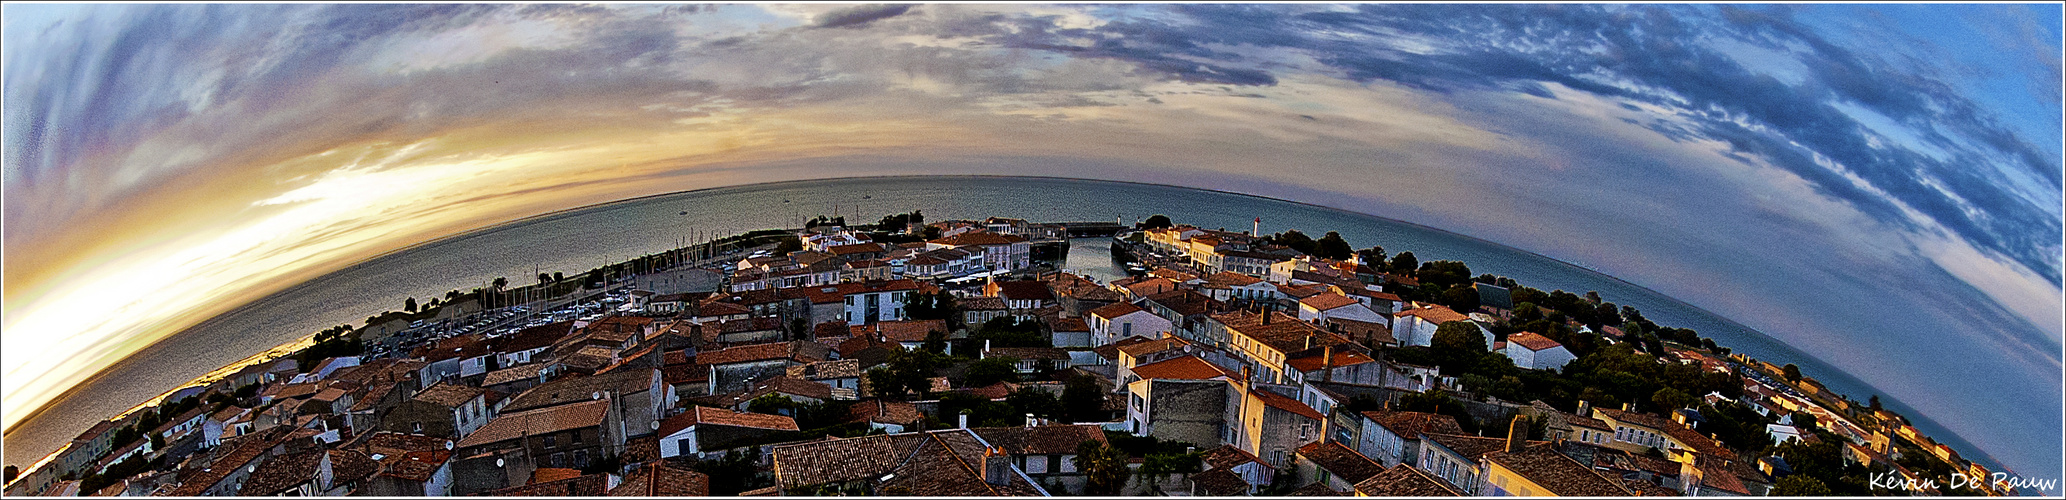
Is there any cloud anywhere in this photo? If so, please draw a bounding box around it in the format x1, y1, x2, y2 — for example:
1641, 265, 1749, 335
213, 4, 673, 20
814, 4, 915, 29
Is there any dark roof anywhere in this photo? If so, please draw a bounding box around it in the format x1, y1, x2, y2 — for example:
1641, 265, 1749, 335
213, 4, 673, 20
1287, 482, 1343, 496
958, 296, 1009, 311
1211, 310, 1354, 354
493, 321, 576, 353
1424, 433, 1552, 461
455, 398, 610, 450
769, 429, 1044, 496
1093, 336, 1155, 361
1354, 464, 1462, 496
375, 450, 450, 482
239, 450, 326, 496
848, 399, 925, 426
969, 425, 1108, 455
1201, 444, 1268, 470
411, 381, 485, 408
487, 472, 611, 496
1474, 282, 1514, 309
1189, 468, 1251, 496
788, 359, 863, 380
658, 406, 800, 437
994, 281, 1056, 302
328, 449, 381, 486
502, 369, 656, 413
1141, 289, 1222, 317
1297, 440, 1384, 484
1362, 410, 1465, 439
1482, 446, 1635, 496
1597, 408, 1673, 431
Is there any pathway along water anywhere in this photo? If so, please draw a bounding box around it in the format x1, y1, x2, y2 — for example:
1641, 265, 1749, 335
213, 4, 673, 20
1, 175, 2003, 476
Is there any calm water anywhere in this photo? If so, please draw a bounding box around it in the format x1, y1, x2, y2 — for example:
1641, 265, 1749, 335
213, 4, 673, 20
1, 175, 2000, 475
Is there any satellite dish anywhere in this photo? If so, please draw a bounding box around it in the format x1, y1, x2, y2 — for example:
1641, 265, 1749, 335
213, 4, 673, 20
445, 441, 454, 450
651, 421, 660, 430
592, 391, 602, 400
495, 458, 505, 468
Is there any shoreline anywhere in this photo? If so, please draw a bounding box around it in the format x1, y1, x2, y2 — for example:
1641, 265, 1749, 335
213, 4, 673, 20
2, 174, 2026, 489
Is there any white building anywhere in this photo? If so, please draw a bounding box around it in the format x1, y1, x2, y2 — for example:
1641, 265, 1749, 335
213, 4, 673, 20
1498, 331, 1576, 371
1087, 302, 1175, 346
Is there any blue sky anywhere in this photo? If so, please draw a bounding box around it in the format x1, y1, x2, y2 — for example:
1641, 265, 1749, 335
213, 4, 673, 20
3, 3, 2059, 478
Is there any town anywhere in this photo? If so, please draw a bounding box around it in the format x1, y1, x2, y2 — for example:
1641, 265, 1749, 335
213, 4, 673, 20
2, 212, 2018, 497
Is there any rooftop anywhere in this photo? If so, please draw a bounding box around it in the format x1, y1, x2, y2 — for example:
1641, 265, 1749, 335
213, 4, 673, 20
1353, 463, 1462, 496
455, 398, 610, 450
1296, 440, 1384, 484
659, 406, 800, 437
1483, 445, 1635, 496
1130, 356, 1236, 381
969, 425, 1108, 455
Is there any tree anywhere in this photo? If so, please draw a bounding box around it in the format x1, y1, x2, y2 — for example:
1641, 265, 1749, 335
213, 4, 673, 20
1650, 387, 1695, 411
870, 350, 944, 399
6, 465, 18, 484
1782, 363, 1803, 383
1429, 321, 1488, 373
539, 273, 551, 285
1062, 375, 1106, 422
492, 276, 507, 290
774, 236, 803, 256
1269, 230, 1317, 255
964, 357, 1021, 387
1313, 231, 1353, 260
1868, 394, 1882, 413
403, 297, 418, 313
1142, 214, 1173, 229
922, 329, 948, 354
1355, 245, 1387, 267
1389, 251, 1418, 275
1075, 441, 1132, 495
552, 271, 565, 283
1774, 475, 1832, 496
1437, 285, 1481, 312
1006, 387, 1066, 421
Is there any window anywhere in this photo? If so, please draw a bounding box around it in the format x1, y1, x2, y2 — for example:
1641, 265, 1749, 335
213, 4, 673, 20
544, 436, 555, 448
412, 422, 423, 433
572, 431, 583, 444
574, 450, 589, 467
1026, 455, 1048, 474
1059, 455, 1078, 473
1272, 449, 1284, 466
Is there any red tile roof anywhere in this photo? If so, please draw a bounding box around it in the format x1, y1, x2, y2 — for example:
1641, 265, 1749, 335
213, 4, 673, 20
1286, 349, 1376, 372
1354, 463, 1462, 496
1087, 302, 1148, 320
1297, 441, 1384, 484
609, 462, 711, 496
1362, 410, 1465, 438
969, 424, 1109, 455
993, 281, 1056, 302
697, 341, 827, 366
1483, 446, 1635, 496
1395, 304, 1469, 324
1300, 293, 1363, 311
1505, 331, 1563, 351
1201, 444, 1268, 470
1252, 387, 1326, 421
827, 242, 887, 256
1130, 356, 1236, 381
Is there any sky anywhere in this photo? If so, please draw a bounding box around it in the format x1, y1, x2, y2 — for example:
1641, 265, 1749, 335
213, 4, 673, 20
3, 3, 2060, 477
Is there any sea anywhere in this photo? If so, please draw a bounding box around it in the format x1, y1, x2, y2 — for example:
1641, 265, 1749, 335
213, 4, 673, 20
0, 175, 2003, 478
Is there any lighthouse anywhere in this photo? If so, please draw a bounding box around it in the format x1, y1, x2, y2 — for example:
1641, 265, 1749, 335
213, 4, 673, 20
1252, 217, 1261, 236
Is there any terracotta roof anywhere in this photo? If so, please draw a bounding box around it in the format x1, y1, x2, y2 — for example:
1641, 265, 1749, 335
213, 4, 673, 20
827, 242, 887, 256
1395, 304, 1469, 324
835, 333, 907, 359
1124, 277, 1178, 297
494, 321, 577, 353
1188, 444, 1260, 472
1506, 331, 1563, 351
1087, 302, 1148, 320
532, 467, 583, 484
332, 449, 381, 488
166, 426, 295, 496
375, 450, 450, 482
1664, 422, 1735, 457
1567, 414, 1613, 431
850, 320, 949, 343
1189, 468, 1251, 496
1624, 477, 1681, 496
1354, 463, 1462, 496
1093, 336, 1155, 361
455, 398, 609, 449
1424, 433, 1552, 460
358, 432, 452, 457
1047, 316, 1089, 332
1129, 356, 1235, 381
1483, 445, 1635, 496
1116, 337, 1188, 358
1286, 349, 1376, 372
969, 424, 1108, 455
1300, 293, 1364, 311
411, 381, 484, 408
958, 381, 1019, 400
483, 363, 548, 387
659, 406, 801, 437
240, 450, 326, 496
1252, 387, 1326, 421
848, 399, 925, 426
1297, 440, 1384, 484
489, 472, 611, 496
610, 462, 711, 496
697, 341, 829, 366
1363, 410, 1466, 439
1212, 310, 1354, 354
1202, 271, 1265, 287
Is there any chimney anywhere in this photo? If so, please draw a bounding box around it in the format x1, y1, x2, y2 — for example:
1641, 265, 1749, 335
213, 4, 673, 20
1576, 400, 1592, 417
1239, 366, 1252, 388
1623, 402, 1632, 412
959, 412, 969, 429
1321, 345, 1334, 383
1505, 415, 1528, 453
1261, 311, 1272, 326
984, 450, 1013, 486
